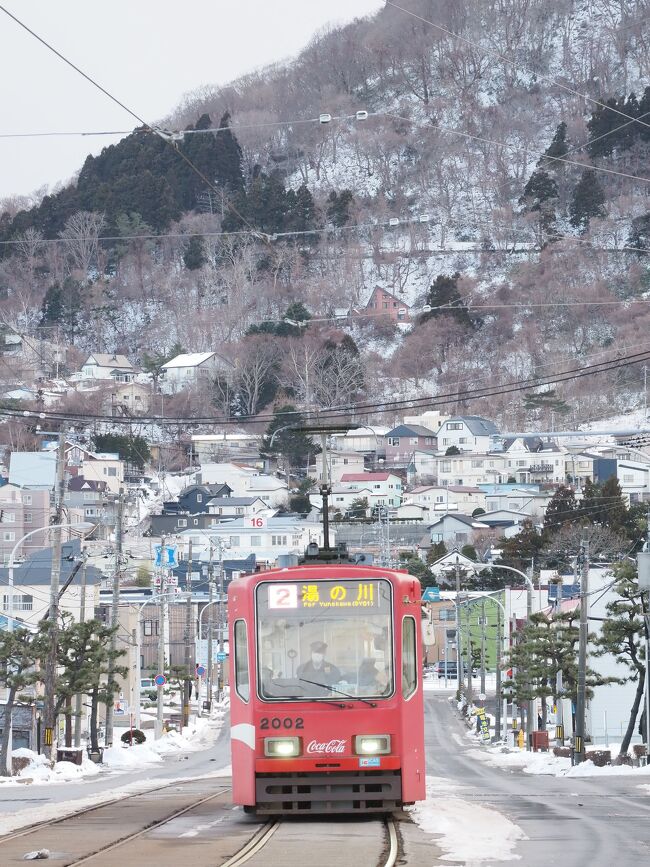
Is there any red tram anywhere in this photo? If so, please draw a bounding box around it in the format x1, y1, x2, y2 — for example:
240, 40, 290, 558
228, 564, 426, 814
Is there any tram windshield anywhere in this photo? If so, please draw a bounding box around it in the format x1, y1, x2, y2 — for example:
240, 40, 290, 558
256, 578, 394, 701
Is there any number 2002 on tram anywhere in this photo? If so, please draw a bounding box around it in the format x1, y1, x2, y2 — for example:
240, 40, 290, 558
228, 565, 426, 814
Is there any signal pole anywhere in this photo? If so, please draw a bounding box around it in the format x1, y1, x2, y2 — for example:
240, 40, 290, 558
73, 550, 88, 748
454, 555, 462, 699
206, 543, 214, 709
155, 534, 167, 740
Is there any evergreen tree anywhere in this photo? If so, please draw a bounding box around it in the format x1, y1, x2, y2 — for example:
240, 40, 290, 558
543, 485, 578, 531
289, 185, 318, 232
40, 278, 82, 339
213, 111, 245, 191
420, 272, 477, 329
426, 542, 447, 564
595, 560, 646, 755
261, 405, 314, 471
183, 235, 206, 270
543, 122, 568, 165
569, 170, 606, 229
289, 478, 314, 514
93, 433, 151, 468
497, 518, 544, 572
326, 189, 354, 227
638, 86, 650, 142
599, 476, 628, 532
520, 170, 558, 212
0, 626, 49, 776
629, 212, 650, 251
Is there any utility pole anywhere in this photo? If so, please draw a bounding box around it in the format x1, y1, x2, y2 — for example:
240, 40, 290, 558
320, 432, 331, 550
104, 488, 124, 748
526, 565, 535, 751
574, 537, 590, 764
465, 595, 473, 704
183, 539, 193, 730
480, 597, 486, 697
42, 425, 67, 760
217, 544, 225, 701
155, 534, 166, 740
454, 555, 462, 699
495, 603, 502, 741
206, 543, 215, 710
73, 551, 88, 749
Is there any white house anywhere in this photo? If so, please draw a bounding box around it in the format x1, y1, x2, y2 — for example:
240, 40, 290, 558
483, 487, 554, 521
428, 513, 490, 547
81, 353, 138, 382
339, 472, 403, 508
309, 485, 373, 515
436, 416, 500, 453
502, 437, 566, 484
191, 432, 261, 464
160, 352, 233, 393
436, 453, 508, 487
312, 451, 366, 484
178, 517, 325, 567
408, 485, 487, 515
206, 496, 267, 519
197, 462, 289, 507
330, 427, 388, 455
616, 460, 650, 502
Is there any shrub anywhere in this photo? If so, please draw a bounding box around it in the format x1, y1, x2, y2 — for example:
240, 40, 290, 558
121, 729, 146, 745
587, 750, 610, 767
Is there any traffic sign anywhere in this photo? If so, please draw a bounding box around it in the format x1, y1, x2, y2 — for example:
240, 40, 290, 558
154, 674, 167, 687
196, 665, 206, 676
422, 587, 441, 602
154, 545, 178, 568
216, 651, 227, 662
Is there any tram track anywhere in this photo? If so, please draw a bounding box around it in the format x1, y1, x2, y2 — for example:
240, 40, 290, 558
219, 815, 400, 867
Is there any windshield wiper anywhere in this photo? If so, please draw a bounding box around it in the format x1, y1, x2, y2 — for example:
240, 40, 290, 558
299, 677, 377, 707
266, 679, 346, 708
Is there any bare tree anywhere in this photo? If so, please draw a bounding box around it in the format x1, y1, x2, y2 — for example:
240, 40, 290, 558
59, 211, 106, 279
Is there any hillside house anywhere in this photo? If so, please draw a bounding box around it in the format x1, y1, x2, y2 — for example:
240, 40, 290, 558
502, 437, 566, 484
191, 432, 261, 464
162, 483, 233, 515
107, 380, 152, 415
483, 487, 553, 521
437, 453, 508, 487
385, 424, 437, 464
364, 287, 410, 322
407, 485, 487, 515
437, 416, 500, 452
309, 485, 373, 516
206, 497, 267, 519
311, 451, 366, 484
160, 352, 233, 394
81, 353, 138, 382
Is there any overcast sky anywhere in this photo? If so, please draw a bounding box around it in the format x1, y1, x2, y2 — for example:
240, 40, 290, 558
0, 1, 383, 199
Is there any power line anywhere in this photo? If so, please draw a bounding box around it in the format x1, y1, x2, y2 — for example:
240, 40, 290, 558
2, 345, 649, 428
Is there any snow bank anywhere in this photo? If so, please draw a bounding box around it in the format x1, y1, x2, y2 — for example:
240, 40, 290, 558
411, 777, 526, 862
467, 743, 650, 777
0, 749, 101, 786
102, 743, 164, 769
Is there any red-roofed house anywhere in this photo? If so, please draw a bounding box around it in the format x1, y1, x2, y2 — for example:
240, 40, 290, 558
339, 472, 403, 507
364, 287, 410, 322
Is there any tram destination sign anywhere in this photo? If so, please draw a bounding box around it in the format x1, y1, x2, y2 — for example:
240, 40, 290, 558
263, 579, 390, 612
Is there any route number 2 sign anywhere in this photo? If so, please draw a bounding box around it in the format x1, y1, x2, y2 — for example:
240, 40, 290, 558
268, 584, 298, 609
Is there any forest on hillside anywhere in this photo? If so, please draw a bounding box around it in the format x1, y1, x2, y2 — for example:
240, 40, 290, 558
1, 0, 650, 430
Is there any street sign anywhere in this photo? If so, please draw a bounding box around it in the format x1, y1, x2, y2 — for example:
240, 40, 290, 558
154, 674, 167, 687
166, 574, 178, 586
196, 665, 206, 676
422, 587, 441, 602
154, 545, 178, 568
217, 651, 227, 662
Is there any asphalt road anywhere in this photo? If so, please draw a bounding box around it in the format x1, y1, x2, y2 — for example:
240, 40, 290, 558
425, 691, 650, 865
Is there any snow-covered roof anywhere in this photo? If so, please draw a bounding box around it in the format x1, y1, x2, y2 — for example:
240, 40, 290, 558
340, 472, 400, 482
162, 352, 216, 369
85, 353, 134, 370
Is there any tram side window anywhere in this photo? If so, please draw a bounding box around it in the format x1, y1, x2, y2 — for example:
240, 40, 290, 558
402, 616, 417, 699
234, 620, 250, 702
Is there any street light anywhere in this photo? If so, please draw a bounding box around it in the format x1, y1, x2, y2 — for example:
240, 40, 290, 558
134, 591, 177, 735
5, 522, 95, 633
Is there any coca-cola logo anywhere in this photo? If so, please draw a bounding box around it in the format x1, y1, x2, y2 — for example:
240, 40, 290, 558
306, 739, 346, 754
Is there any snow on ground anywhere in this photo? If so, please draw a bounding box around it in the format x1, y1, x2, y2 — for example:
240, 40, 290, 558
466, 741, 650, 778
0, 749, 102, 786
410, 776, 526, 863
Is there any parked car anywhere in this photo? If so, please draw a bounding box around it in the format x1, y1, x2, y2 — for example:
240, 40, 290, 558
433, 661, 463, 678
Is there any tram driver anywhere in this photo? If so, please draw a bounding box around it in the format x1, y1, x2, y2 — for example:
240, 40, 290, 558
297, 641, 341, 693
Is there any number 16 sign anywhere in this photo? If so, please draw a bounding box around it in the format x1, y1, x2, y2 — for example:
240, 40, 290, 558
247, 516, 267, 528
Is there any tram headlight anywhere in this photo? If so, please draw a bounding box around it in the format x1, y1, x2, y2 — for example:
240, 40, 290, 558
264, 737, 301, 757
354, 735, 391, 755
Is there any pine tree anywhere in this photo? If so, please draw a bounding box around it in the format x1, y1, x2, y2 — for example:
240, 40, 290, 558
498, 518, 544, 572
599, 476, 628, 532
595, 560, 646, 755
213, 111, 245, 192
520, 170, 558, 211
261, 405, 314, 470
543, 485, 578, 531
587, 97, 629, 157
543, 122, 568, 165
0, 626, 49, 776
327, 189, 354, 227
183, 235, 206, 270
420, 273, 477, 329
569, 170, 606, 229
